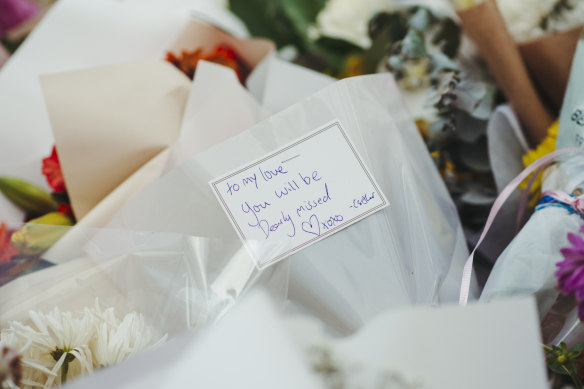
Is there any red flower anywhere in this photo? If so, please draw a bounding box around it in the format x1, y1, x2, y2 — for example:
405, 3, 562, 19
0, 222, 19, 262
166, 44, 250, 83
41, 146, 65, 192
57, 203, 74, 219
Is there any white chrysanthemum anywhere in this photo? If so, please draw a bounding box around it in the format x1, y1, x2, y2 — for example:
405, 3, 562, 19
497, 0, 584, 42
89, 303, 167, 368
315, 0, 394, 48
0, 300, 167, 389
5, 308, 95, 388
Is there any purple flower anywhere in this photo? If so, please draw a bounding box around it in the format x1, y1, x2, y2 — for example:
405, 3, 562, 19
556, 225, 584, 320
0, 0, 39, 37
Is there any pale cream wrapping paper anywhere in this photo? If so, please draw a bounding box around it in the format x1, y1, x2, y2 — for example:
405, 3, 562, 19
40, 19, 273, 223
41, 61, 190, 220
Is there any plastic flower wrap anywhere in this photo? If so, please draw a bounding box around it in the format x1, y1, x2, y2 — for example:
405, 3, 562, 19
0, 224, 288, 388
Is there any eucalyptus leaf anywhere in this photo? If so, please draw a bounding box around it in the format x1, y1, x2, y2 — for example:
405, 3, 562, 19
430, 51, 459, 77
401, 29, 426, 60
454, 111, 488, 143
388, 55, 404, 71
452, 77, 487, 114
408, 7, 431, 31
469, 82, 496, 120
426, 72, 457, 111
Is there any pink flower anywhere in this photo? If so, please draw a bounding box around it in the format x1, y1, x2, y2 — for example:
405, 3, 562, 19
556, 225, 584, 320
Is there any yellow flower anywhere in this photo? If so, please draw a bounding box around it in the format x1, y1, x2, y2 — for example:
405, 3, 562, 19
520, 120, 559, 206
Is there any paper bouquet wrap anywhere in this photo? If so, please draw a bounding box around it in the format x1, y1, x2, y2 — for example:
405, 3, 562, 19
0, 0, 273, 226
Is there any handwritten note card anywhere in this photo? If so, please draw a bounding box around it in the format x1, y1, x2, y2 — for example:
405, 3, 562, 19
209, 120, 388, 269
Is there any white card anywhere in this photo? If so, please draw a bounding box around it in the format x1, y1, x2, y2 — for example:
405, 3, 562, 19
210, 120, 389, 268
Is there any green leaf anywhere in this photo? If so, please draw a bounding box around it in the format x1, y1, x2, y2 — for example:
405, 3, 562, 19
401, 29, 427, 60
282, 0, 326, 31
229, 0, 327, 49
307, 37, 363, 76
548, 360, 571, 376
430, 51, 459, 77
570, 343, 584, 358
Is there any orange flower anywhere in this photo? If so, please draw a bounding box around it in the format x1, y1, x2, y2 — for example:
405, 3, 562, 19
41, 145, 65, 192
166, 44, 250, 83
0, 222, 19, 262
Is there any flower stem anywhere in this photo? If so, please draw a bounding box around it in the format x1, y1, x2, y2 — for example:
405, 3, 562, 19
563, 365, 584, 389
61, 358, 69, 385
542, 344, 554, 352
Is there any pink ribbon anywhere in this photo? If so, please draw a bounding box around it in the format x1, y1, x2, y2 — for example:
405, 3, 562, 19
459, 147, 584, 306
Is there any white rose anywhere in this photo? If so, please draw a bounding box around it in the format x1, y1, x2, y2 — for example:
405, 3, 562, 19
316, 0, 394, 48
